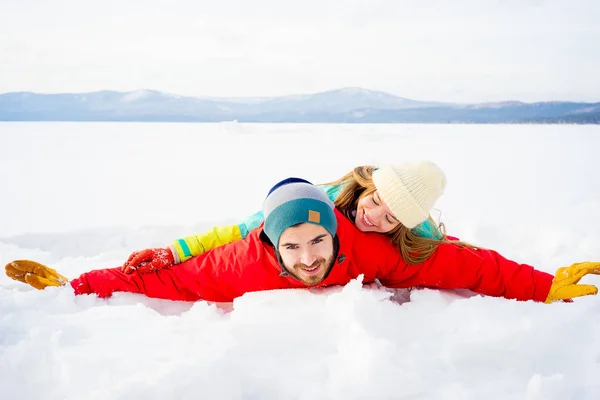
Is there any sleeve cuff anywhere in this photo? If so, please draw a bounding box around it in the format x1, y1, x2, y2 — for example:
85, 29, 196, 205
167, 244, 181, 264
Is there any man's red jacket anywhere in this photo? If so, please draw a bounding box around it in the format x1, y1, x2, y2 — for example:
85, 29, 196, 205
70, 209, 554, 302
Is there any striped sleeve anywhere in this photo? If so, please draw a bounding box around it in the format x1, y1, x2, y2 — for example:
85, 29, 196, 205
238, 210, 265, 238
169, 224, 243, 264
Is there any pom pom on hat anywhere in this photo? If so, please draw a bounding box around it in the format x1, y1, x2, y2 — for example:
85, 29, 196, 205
372, 161, 446, 229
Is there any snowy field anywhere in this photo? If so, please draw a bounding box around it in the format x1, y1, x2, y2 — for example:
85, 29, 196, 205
1, 122, 600, 400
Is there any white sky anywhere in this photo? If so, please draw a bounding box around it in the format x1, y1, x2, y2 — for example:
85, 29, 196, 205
1, 0, 600, 102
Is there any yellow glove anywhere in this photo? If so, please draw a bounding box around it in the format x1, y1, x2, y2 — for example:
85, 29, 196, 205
545, 262, 600, 303
5, 260, 69, 290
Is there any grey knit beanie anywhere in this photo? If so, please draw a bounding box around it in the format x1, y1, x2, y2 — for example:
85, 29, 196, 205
262, 178, 337, 248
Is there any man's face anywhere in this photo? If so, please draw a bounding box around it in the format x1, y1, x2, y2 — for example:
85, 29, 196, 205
277, 223, 335, 286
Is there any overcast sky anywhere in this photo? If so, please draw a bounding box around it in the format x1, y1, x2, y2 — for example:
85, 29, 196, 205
1, 0, 599, 102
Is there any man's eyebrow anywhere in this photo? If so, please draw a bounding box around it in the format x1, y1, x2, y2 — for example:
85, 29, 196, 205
310, 234, 328, 242
280, 234, 328, 247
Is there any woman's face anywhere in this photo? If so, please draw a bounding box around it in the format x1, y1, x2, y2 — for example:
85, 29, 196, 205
355, 190, 401, 233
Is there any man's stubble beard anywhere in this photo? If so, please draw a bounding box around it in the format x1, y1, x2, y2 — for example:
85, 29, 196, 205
288, 254, 336, 286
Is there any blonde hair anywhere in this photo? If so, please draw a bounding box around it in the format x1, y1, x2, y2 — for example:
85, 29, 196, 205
324, 165, 473, 264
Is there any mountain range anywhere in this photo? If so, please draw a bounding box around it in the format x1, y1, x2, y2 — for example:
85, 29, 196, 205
1, 87, 599, 123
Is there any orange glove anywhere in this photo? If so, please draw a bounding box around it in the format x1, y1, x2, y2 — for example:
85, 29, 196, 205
545, 262, 600, 303
121, 247, 175, 274
5, 260, 69, 290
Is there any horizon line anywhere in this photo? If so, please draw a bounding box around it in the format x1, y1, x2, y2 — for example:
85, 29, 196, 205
1, 87, 599, 105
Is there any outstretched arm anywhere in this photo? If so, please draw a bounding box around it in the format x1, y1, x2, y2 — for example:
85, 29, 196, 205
121, 210, 265, 274
6, 259, 213, 302
379, 244, 600, 302
5, 228, 270, 303
169, 224, 243, 264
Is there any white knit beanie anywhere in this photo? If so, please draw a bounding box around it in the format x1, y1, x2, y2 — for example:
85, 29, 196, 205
371, 161, 447, 229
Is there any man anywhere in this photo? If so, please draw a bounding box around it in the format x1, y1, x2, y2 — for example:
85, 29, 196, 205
5, 178, 600, 304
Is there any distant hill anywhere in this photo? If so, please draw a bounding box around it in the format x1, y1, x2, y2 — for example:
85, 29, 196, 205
1, 87, 598, 123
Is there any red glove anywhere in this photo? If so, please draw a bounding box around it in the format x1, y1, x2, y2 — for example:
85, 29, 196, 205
121, 247, 175, 274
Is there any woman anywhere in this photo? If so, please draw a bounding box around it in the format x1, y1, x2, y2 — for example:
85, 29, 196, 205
120, 161, 460, 274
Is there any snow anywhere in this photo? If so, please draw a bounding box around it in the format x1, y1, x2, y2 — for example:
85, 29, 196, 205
120, 89, 154, 102
1, 122, 600, 399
